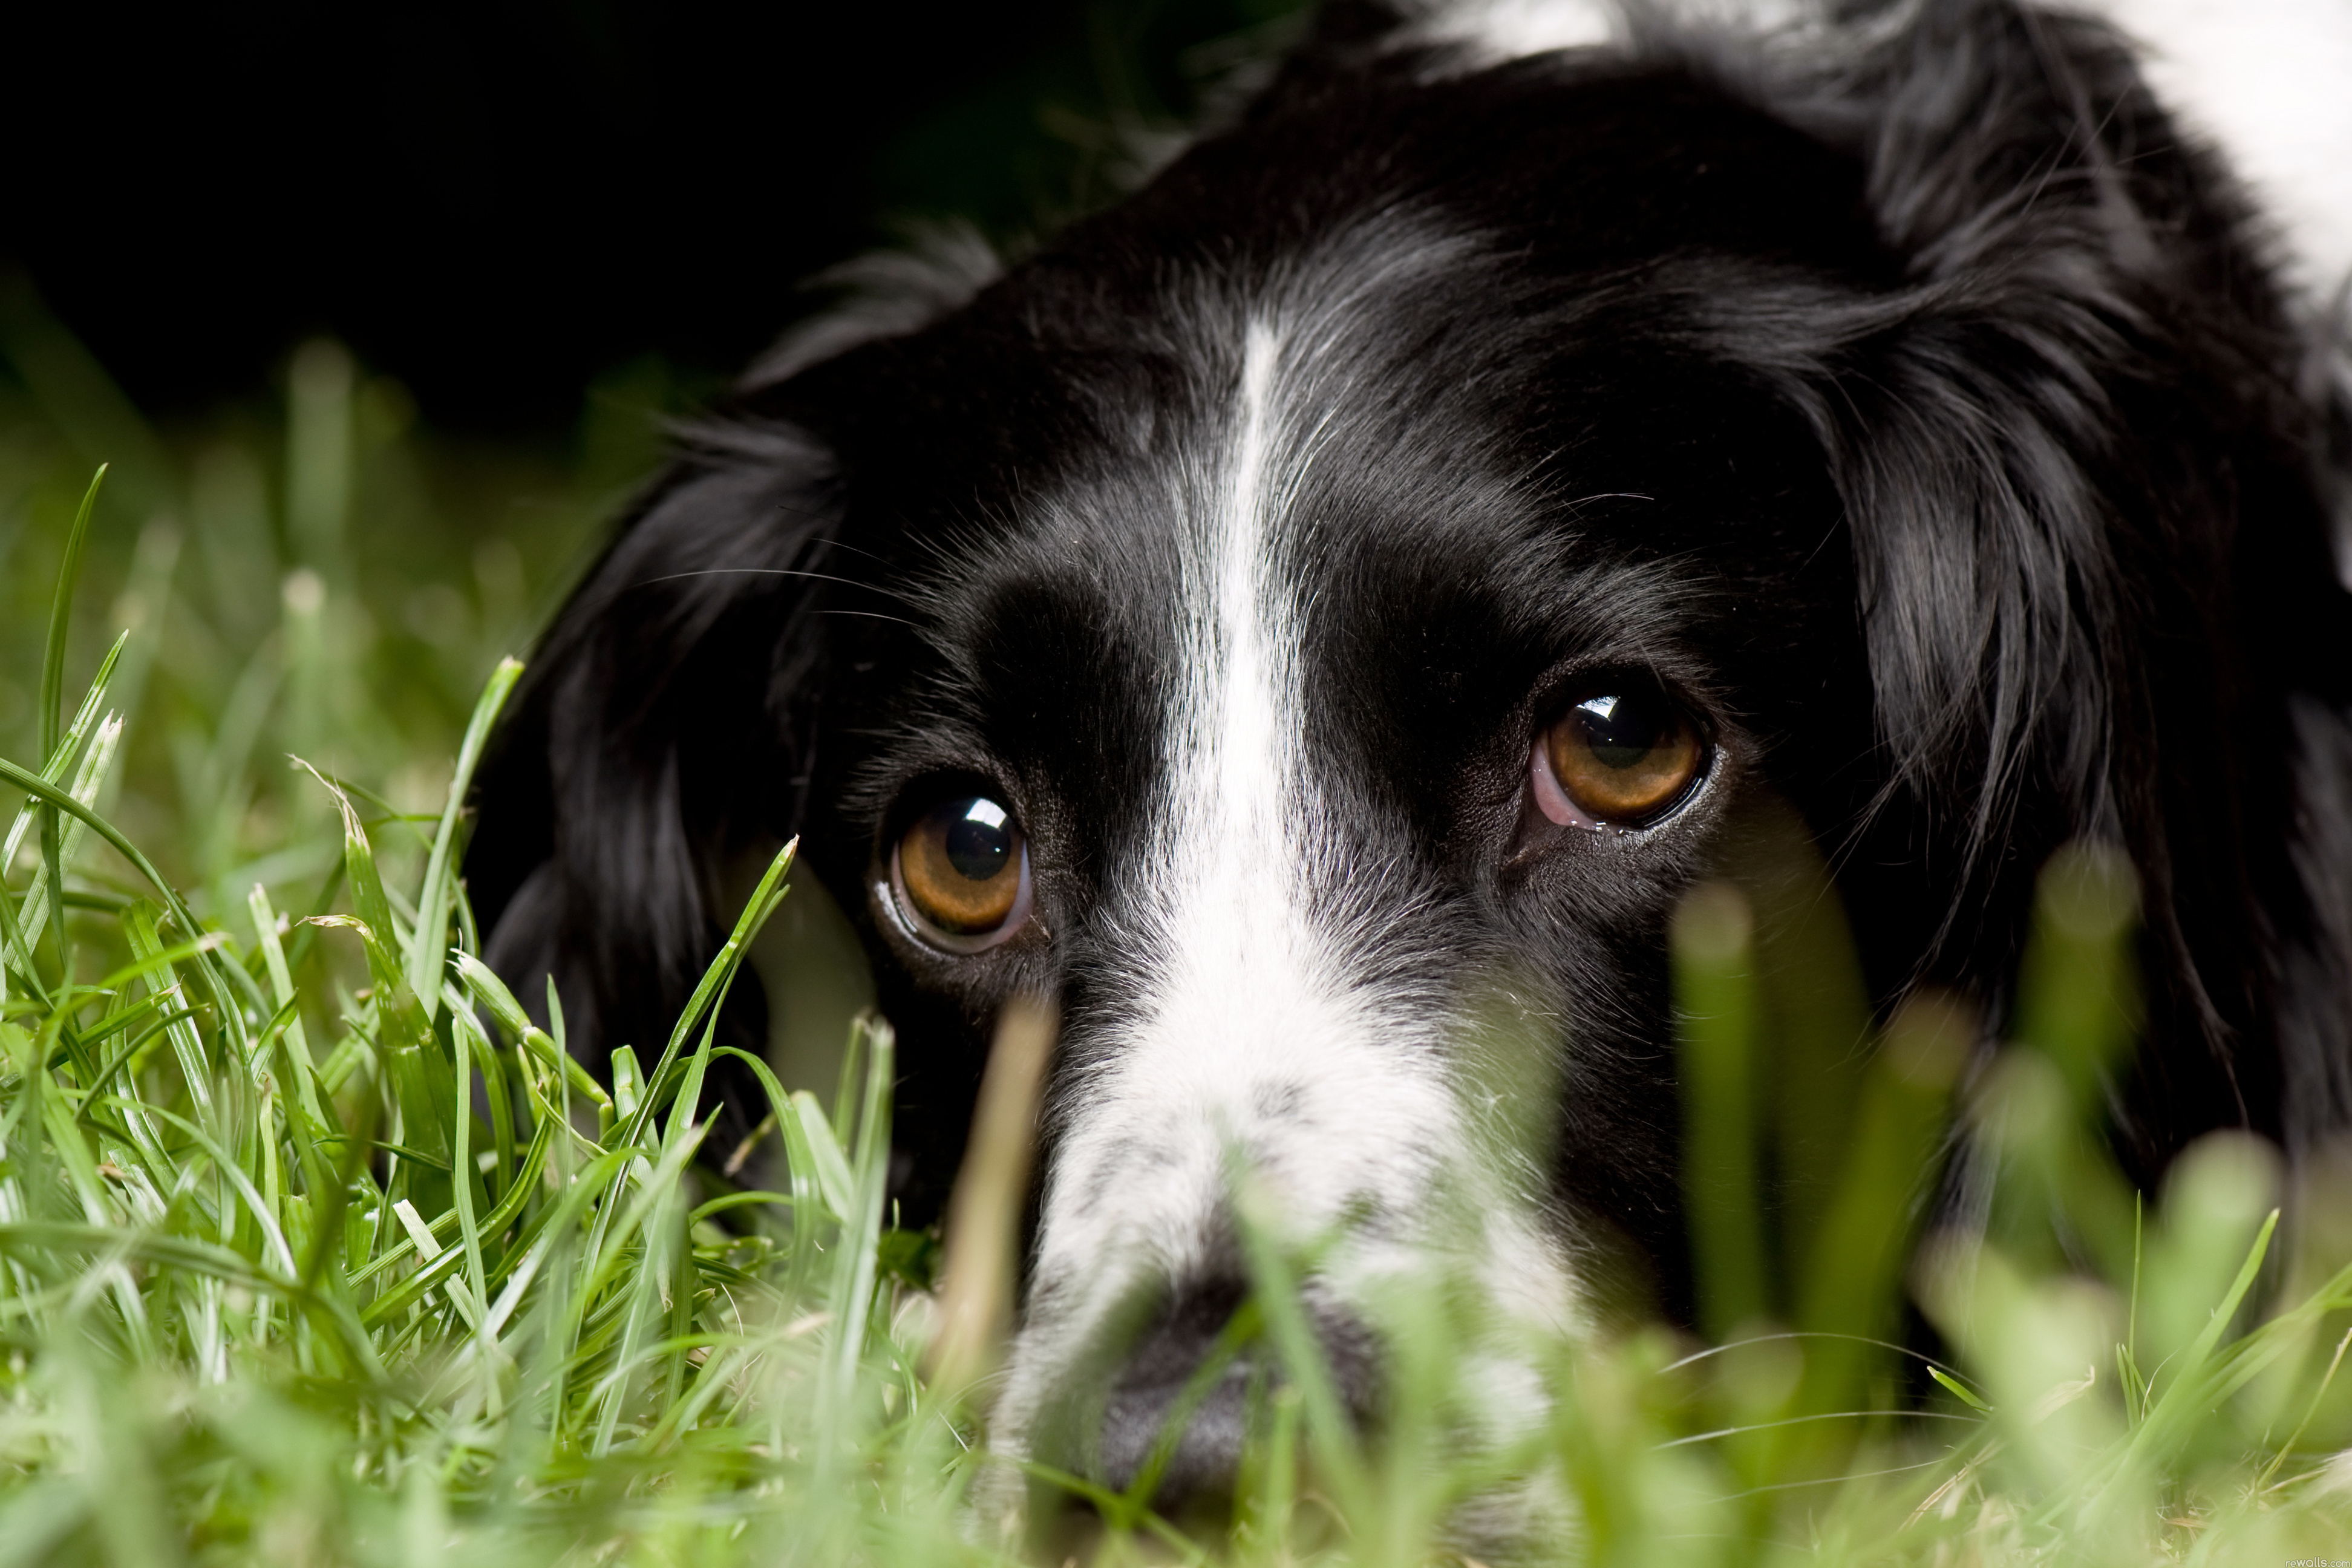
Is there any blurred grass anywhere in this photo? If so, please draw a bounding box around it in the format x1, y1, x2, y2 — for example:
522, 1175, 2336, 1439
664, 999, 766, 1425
0, 283, 686, 915
4, 311, 2352, 1564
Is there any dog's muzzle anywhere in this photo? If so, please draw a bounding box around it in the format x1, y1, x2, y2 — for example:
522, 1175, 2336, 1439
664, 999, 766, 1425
1085, 1273, 1381, 1522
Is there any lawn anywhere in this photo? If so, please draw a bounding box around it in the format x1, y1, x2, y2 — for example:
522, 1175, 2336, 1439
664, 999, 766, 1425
2, 302, 2351, 1565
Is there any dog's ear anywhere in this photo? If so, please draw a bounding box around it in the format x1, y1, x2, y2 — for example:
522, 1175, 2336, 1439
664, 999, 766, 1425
468, 420, 841, 1074
468, 230, 1001, 1102
1792, 0, 2278, 843
1713, 0, 2348, 1140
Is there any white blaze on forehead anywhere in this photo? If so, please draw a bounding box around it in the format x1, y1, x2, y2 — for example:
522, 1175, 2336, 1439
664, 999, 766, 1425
1033, 319, 1460, 1290
991, 237, 1581, 1469
1000, 313, 1488, 1425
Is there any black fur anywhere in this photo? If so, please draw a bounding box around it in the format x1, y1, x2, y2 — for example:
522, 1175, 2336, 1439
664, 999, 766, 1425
469, 0, 2352, 1446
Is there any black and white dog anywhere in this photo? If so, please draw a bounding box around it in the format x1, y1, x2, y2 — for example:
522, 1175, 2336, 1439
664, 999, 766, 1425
469, 0, 2352, 1517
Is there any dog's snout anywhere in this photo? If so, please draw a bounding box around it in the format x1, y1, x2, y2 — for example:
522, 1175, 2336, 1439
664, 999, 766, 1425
1096, 1282, 1253, 1520
1086, 1279, 1380, 1525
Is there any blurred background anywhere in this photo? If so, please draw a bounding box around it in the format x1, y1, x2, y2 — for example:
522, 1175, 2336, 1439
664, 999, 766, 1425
0, 0, 1302, 913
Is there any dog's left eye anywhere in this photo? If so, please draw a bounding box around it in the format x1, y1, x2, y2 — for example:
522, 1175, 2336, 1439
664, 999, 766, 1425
891, 794, 1032, 949
1533, 686, 1707, 828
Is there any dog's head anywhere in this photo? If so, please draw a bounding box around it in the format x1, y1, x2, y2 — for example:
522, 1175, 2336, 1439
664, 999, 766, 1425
468, 0, 2351, 1520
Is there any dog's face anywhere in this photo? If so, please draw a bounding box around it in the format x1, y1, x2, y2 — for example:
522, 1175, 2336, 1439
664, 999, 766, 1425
807, 203, 1877, 1488
765, 80, 1915, 1492
470, 0, 2351, 1528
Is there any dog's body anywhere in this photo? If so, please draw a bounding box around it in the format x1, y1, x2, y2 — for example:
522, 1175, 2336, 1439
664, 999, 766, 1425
470, 0, 2352, 1519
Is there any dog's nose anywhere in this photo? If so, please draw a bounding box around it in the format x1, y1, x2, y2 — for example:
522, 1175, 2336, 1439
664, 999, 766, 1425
1095, 1282, 1253, 1523
1086, 1278, 1382, 1527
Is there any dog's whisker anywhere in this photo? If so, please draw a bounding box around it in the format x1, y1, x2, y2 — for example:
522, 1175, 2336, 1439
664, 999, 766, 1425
632, 565, 916, 604
810, 609, 924, 627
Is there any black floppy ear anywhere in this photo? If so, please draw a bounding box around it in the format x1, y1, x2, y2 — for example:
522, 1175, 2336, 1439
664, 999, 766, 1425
468, 230, 1002, 1112
467, 420, 840, 1082
1780, 0, 2274, 857
1720, 1, 2347, 1140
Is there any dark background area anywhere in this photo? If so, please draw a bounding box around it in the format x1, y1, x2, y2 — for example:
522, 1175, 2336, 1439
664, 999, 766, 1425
1, 0, 1300, 439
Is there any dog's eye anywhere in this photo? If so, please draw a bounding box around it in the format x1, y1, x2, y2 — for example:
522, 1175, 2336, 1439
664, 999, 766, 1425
1535, 688, 1705, 827
892, 794, 1031, 947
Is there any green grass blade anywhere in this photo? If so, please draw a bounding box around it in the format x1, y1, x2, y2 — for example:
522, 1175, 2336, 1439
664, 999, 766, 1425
614, 838, 796, 1152
247, 883, 325, 1130
449, 990, 517, 1199
405, 657, 521, 1024
36, 466, 107, 984
447, 1010, 492, 1330
0, 636, 117, 997
11, 716, 126, 967
451, 951, 613, 1114
0, 755, 250, 1060
1672, 880, 1768, 1339
1232, 1165, 1371, 1529
815, 1015, 895, 1452
119, 901, 218, 1126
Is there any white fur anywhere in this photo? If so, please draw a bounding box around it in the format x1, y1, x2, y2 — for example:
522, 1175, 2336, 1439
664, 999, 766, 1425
1060, 317, 1429, 1291
2079, 0, 2352, 304
1393, 0, 2352, 305
1000, 319, 1460, 1422
1388, 0, 1820, 65
993, 247, 1579, 1465
1393, 0, 1623, 56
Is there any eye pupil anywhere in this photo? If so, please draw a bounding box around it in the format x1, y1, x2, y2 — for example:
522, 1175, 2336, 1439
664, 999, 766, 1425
944, 812, 1011, 881
1576, 693, 1668, 770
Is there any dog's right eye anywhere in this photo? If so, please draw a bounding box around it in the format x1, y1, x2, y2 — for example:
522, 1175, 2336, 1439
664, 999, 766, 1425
891, 794, 1031, 950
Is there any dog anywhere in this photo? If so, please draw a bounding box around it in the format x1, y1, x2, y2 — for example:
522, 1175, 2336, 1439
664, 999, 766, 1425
467, 0, 2352, 1527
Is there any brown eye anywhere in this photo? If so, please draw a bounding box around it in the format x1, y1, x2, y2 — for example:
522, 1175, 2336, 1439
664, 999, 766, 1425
893, 795, 1030, 946
1539, 688, 1705, 826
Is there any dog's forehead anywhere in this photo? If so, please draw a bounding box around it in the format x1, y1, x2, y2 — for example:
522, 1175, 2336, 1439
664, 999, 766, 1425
802, 62, 1886, 827
883, 253, 1572, 803
865, 243, 1828, 804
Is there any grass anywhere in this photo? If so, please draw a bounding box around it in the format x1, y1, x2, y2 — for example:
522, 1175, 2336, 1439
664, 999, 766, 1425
4, 321, 2352, 1564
